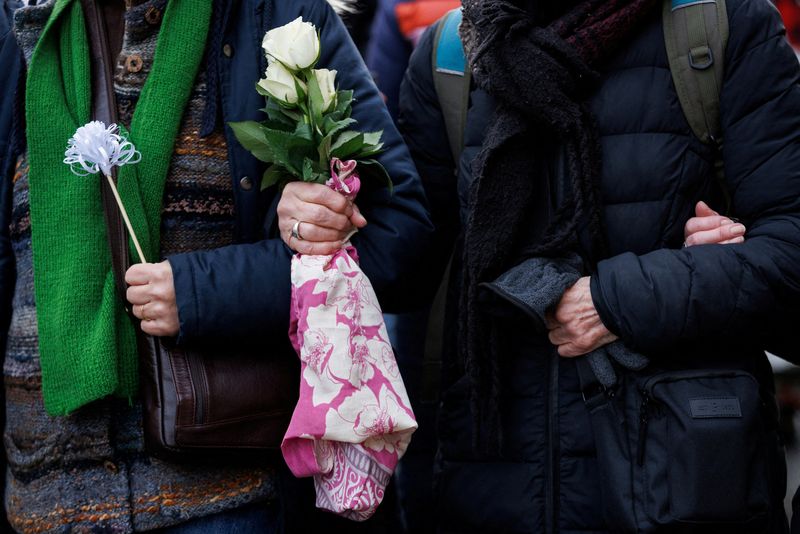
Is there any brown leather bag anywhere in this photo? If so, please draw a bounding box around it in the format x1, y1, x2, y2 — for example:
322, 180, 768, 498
86, 0, 298, 458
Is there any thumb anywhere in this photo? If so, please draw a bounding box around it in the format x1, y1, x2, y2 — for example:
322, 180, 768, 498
350, 204, 367, 228
695, 200, 718, 218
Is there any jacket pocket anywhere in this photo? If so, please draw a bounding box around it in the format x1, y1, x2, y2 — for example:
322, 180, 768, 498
588, 368, 776, 533
635, 369, 771, 529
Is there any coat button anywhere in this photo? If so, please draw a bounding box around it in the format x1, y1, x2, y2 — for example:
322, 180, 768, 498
223, 44, 234, 58
239, 176, 253, 190
145, 6, 162, 25
125, 54, 144, 73
103, 460, 119, 474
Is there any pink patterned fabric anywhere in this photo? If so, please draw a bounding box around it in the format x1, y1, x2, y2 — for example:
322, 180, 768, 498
282, 160, 417, 521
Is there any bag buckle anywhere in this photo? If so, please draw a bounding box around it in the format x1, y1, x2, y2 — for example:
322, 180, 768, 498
688, 46, 714, 70
582, 383, 616, 407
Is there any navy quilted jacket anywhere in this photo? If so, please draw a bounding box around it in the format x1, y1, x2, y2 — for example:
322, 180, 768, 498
399, 0, 798, 532
0, 0, 20, 367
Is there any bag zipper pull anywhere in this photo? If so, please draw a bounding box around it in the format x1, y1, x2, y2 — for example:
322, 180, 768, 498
637, 391, 650, 466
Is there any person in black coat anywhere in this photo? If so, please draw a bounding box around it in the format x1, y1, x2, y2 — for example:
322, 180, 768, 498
392, 0, 800, 532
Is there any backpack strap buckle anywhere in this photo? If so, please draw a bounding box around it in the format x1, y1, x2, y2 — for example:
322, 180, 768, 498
688, 45, 714, 70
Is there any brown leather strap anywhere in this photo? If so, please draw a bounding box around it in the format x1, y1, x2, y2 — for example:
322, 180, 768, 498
81, 0, 131, 300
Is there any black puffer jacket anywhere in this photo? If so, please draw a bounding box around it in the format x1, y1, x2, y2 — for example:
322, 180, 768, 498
399, 0, 799, 532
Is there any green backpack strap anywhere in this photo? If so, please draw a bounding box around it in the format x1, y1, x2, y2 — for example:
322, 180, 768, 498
432, 8, 471, 165
419, 10, 470, 404
663, 0, 731, 209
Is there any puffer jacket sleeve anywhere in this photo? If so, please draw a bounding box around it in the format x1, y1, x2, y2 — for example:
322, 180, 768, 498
398, 23, 461, 290
169, 0, 434, 344
590, 0, 800, 352
0, 0, 21, 355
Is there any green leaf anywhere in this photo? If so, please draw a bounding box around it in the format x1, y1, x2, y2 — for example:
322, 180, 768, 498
264, 99, 302, 126
302, 158, 316, 182
335, 90, 354, 118
362, 131, 383, 146
261, 118, 294, 133
306, 72, 325, 129
261, 165, 286, 191
357, 159, 393, 195
331, 130, 364, 159
294, 77, 308, 105
229, 121, 274, 163
318, 134, 332, 166
322, 116, 356, 138
294, 121, 314, 141
352, 131, 385, 158
354, 143, 384, 159
261, 126, 315, 176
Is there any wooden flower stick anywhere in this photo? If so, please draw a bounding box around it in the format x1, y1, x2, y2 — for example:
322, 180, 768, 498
103, 172, 147, 263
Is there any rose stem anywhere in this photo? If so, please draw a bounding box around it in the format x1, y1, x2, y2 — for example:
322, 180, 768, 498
104, 173, 148, 264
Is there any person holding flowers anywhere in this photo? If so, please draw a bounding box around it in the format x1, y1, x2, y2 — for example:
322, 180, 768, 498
228, 13, 419, 523
0, 0, 431, 532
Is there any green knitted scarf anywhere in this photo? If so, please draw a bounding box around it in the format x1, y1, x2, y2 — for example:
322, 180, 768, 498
26, 0, 212, 415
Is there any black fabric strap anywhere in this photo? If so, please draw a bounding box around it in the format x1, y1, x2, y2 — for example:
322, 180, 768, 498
575, 356, 608, 411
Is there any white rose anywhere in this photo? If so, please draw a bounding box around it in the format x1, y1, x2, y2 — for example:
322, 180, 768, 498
257, 60, 305, 105
262, 17, 320, 71
312, 68, 337, 112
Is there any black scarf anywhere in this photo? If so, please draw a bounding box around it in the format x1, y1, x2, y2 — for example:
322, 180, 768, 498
459, 0, 659, 449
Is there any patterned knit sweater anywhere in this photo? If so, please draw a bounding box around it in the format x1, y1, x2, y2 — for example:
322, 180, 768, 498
5, 2, 276, 532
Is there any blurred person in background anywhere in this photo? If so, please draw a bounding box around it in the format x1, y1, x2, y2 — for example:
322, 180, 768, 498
777, 0, 800, 49
329, 0, 379, 53
366, 0, 459, 118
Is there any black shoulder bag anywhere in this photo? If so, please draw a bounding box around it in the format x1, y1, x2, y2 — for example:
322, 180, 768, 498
576, 358, 780, 532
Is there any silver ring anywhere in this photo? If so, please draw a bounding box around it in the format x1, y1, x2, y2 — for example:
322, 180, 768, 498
291, 220, 305, 241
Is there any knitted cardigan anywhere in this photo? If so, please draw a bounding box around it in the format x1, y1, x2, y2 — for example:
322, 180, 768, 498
5, 2, 276, 532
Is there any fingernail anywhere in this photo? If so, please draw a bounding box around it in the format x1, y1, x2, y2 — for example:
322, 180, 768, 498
731, 224, 746, 235
721, 218, 733, 225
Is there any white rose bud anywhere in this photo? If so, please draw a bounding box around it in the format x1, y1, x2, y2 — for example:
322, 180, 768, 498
262, 17, 320, 71
258, 60, 305, 105
313, 69, 337, 112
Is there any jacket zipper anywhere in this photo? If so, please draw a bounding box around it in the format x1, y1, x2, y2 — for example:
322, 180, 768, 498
545, 350, 559, 534
637, 390, 650, 466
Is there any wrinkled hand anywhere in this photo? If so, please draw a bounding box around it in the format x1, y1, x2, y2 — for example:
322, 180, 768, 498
277, 182, 367, 255
684, 201, 746, 246
125, 261, 179, 337
546, 277, 618, 357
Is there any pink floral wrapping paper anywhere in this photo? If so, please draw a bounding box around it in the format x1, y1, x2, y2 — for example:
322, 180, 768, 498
281, 160, 417, 521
